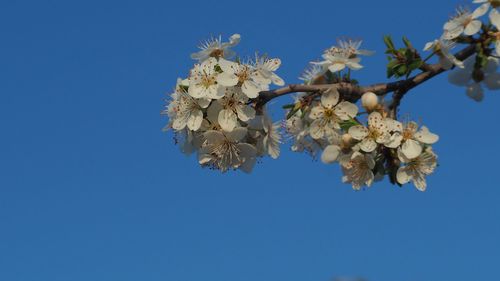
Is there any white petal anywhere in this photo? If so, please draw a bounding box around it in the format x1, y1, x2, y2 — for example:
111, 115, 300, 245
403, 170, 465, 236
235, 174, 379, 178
241, 80, 261, 98
472, 3, 489, 18
187, 109, 203, 131
348, 125, 369, 140
321, 89, 339, 108
402, 139, 423, 159
396, 167, 412, 185
385, 132, 403, 148
204, 130, 225, 144
218, 109, 237, 132
197, 98, 211, 108
443, 26, 464, 40
359, 138, 377, 152
226, 127, 247, 142
415, 126, 439, 144
334, 101, 358, 120
464, 20, 482, 36
218, 58, 238, 73
490, 8, 500, 28
328, 63, 346, 73
321, 145, 340, 164
309, 119, 324, 139
309, 105, 324, 120
188, 84, 207, 98
216, 73, 238, 87
235, 105, 256, 122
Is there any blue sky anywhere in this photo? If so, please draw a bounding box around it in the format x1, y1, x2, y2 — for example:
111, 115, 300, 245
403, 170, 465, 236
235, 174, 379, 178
1, 0, 499, 281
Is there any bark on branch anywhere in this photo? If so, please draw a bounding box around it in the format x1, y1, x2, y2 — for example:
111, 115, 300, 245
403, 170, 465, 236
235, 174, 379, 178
255, 44, 476, 107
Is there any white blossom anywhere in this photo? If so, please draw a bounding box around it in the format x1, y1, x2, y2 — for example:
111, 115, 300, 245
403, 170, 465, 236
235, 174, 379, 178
342, 152, 375, 190
198, 127, 257, 173
215, 87, 255, 132
396, 147, 438, 191
254, 56, 285, 87
312, 39, 373, 73
488, 8, 500, 55
216, 58, 267, 98
299, 64, 326, 83
309, 89, 358, 140
423, 38, 464, 69
285, 114, 321, 156
191, 34, 241, 62
385, 121, 439, 160
188, 57, 223, 99
473, 0, 500, 28
348, 112, 391, 153
448, 55, 500, 101
443, 6, 488, 40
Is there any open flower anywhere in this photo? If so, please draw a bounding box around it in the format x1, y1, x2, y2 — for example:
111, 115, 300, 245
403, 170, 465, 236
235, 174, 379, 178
312, 39, 373, 73
423, 38, 464, 69
348, 112, 391, 152
448, 55, 500, 101
216, 58, 266, 98
191, 34, 241, 62
215, 87, 255, 132
443, 6, 488, 40
198, 127, 257, 173
309, 89, 358, 139
169, 89, 209, 131
254, 56, 285, 87
385, 121, 439, 159
396, 147, 438, 191
342, 152, 375, 190
188, 57, 223, 99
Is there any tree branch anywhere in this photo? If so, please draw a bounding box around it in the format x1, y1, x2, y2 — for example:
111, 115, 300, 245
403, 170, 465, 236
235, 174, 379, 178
255, 44, 476, 108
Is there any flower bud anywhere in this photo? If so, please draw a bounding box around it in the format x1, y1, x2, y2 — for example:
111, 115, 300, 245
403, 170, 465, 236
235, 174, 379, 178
341, 133, 353, 147
361, 92, 379, 111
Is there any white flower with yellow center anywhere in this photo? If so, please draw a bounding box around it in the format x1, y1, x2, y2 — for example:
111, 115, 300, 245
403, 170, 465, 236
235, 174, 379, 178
385, 121, 439, 160
396, 147, 438, 192
443, 6, 488, 40
216, 58, 266, 98
215, 87, 255, 132
312, 39, 373, 73
423, 38, 464, 69
169, 89, 210, 131
342, 152, 375, 190
348, 112, 391, 152
309, 89, 358, 140
198, 127, 257, 173
191, 34, 241, 62
321, 133, 359, 167
448, 55, 500, 101
188, 57, 223, 99
473, 0, 500, 27
254, 56, 285, 87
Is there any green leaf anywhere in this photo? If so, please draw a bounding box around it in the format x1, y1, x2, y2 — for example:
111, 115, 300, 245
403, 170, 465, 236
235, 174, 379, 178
339, 118, 360, 131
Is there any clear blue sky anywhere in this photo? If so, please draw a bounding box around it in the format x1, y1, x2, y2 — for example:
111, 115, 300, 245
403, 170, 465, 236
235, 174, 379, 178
1, 1, 499, 281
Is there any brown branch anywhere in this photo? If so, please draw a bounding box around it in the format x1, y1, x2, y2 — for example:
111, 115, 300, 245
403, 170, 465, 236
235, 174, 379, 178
255, 44, 477, 108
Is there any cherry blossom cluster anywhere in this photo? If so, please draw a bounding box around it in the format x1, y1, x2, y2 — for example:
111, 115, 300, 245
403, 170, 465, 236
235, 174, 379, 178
163, 34, 283, 172
285, 89, 439, 191
424, 0, 500, 101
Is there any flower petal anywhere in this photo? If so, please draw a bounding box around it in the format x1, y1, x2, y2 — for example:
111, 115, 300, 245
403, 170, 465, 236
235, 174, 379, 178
359, 138, 377, 152
218, 109, 238, 132
414, 126, 439, 144
396, 167, 412, 185
348, 125, 369, 140
401, 139, 423, 159
321, 88, 340, 108
187, 109, 203, 131
464, 20, 482, 36
321, 145, 340, 164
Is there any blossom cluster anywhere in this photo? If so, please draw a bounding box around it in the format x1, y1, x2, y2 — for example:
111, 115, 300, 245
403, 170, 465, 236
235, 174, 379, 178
285, 91, 439, 191
424, 0, 500, 101
163, 34, 283, 173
